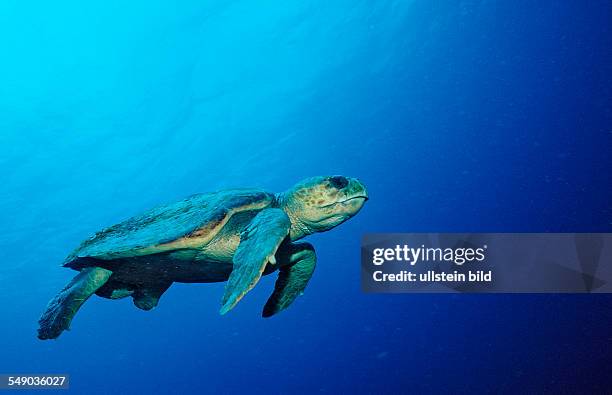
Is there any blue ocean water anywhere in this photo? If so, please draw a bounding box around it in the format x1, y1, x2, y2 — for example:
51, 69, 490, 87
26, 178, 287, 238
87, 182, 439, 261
1, 1, 611, 393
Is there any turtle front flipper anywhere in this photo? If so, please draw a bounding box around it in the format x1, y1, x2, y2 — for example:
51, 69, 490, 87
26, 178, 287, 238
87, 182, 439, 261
263, 242, 317, 318
38, 267, 112, 340
220, 208, 291, 315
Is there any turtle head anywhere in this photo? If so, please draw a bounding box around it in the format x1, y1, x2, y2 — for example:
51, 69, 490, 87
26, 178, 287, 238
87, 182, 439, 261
280, 176, 368, 239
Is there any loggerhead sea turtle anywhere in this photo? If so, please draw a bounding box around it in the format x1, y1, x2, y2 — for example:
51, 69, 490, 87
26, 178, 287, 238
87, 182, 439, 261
38, 175, 367, 339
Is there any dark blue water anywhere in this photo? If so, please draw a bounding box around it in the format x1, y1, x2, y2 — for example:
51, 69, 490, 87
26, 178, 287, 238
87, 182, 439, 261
1, 1, 610, 393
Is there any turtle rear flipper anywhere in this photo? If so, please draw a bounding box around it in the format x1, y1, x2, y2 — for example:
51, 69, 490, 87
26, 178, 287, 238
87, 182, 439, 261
96, 280, 134, 300
132, 282, 172, 311
220, 208, 291, 314
38, 267, 112, 340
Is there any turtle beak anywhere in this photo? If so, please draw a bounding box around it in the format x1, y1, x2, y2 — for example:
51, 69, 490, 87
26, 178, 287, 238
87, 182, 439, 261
348, 178, 368, 202
337, 178, 368, 211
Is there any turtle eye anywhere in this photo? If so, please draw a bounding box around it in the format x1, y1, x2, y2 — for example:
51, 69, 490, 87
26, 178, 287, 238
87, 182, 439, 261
329, 176, 349, 189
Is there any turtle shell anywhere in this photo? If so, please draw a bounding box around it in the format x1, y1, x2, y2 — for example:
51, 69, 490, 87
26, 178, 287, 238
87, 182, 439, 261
63, 189, 274, 267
